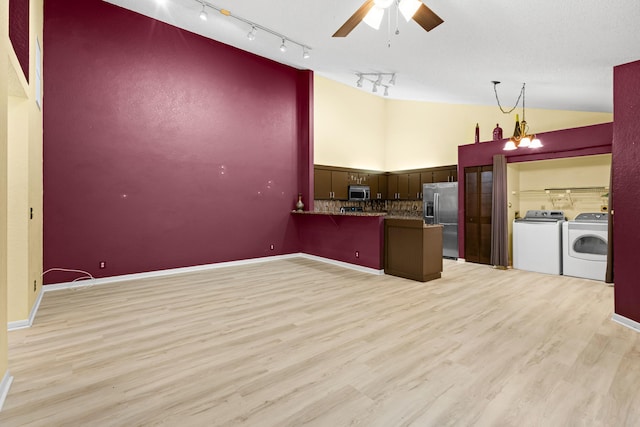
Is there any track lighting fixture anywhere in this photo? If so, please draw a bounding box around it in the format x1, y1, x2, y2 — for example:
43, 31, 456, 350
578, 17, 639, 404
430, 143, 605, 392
354, 72, 396, 96
194, 1, 311, 58
247, 26, 256, 41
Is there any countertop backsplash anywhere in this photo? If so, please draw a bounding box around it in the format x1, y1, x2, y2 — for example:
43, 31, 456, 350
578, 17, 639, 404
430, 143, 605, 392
313, 200, 423, 218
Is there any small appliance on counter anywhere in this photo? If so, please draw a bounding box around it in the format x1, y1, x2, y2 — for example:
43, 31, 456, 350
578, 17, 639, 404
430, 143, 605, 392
348, 185, 370, 201
340, 206, 364, 213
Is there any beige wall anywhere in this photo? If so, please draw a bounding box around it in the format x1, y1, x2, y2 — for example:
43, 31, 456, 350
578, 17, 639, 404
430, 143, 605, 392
315, 77, 613, 171
1, 0, 11, 383
5, 0, 44, 326
28, 1, 44, 321
313, 76, 386, 170
506, 163, 520, 265
8, 96, 30, 321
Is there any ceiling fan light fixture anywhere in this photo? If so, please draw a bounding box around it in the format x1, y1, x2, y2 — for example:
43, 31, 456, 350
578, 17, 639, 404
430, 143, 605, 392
374, 0, 394, 8
398, 0, 422, 22
363, 6, 385, 30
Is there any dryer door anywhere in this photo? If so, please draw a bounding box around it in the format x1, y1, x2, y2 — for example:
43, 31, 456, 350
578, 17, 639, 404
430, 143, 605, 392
568, 224, 608, 261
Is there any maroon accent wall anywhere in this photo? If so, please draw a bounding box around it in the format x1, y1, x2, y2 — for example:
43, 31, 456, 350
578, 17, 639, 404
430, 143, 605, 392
613, 60, 640, 323
296, 71, 315, 211
9, 0, 29, 81
43, 0, 312, 283
457, 122, 613, 260
295, 214, 385, 270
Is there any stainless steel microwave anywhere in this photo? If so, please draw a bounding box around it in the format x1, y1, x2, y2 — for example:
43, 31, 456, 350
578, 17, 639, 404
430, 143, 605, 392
348, 185, 370, 201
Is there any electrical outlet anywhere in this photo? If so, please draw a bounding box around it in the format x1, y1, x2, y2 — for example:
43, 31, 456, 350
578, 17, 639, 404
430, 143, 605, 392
270, 244, 274, 250
99, 261, 106, 269
355, 251, 360, 258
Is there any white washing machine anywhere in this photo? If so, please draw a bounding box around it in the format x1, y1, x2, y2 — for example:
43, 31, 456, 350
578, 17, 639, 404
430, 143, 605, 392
513, 210, 565, 275
562, 212, 609, 281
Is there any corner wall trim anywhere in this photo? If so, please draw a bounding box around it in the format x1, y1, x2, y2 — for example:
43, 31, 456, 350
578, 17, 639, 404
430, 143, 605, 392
298, 253, 385, 275
8, 288, 45, 331
0, 371, 14, 412
612, 313, 640, 333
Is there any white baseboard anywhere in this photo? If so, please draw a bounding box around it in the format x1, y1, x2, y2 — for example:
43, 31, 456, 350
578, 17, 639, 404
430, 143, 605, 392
0, 371, 14, 412
42, 253, 303, 292
44, 253, 384, 293
612, 313, 640, 333
8, 288, 45, 331
298, 253, 384, 275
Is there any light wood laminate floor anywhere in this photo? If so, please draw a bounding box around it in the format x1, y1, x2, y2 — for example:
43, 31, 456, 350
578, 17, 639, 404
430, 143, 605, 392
1, 258, 639, 426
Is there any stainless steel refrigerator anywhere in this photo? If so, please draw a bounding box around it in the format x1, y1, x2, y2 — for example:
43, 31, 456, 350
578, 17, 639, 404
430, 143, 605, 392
423, 182, 459, 259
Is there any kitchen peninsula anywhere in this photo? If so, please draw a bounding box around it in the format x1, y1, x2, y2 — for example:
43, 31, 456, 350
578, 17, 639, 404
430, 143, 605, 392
292, 212, 444, 282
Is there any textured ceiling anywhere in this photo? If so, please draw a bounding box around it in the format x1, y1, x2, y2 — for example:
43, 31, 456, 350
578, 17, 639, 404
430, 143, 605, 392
105, 0, 640, 113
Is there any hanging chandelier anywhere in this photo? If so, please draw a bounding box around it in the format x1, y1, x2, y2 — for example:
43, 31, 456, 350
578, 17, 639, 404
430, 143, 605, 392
492, 81, 543, 151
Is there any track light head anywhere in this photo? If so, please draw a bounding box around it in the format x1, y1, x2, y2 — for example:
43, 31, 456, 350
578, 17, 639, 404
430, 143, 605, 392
372, 84, 378, 93
302, 47, 310, 59
389, 73, 396, 86
356, 74, 363, 88
280, 39, 287, 52
199, 6, 208, 21
247, 26, 256, 41
383, 86, 389, 96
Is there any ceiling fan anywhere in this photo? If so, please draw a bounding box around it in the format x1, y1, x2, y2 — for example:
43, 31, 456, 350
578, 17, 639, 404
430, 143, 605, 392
333, 0, 443, 37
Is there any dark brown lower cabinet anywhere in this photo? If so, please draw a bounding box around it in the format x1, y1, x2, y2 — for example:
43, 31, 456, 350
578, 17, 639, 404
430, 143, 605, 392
464, 166, 493, 264
384, 218, 443, 282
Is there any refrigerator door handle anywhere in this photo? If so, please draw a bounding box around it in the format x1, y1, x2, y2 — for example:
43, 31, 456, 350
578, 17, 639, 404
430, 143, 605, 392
434, 192, 440, 224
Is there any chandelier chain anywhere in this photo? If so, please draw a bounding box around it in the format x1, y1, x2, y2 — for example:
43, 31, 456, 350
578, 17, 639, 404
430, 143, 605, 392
493, 82, 525, 115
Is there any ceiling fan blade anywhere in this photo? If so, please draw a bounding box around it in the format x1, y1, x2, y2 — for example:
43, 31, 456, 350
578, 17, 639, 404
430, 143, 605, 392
332, 0, 376, 37
412, 3, 443, 32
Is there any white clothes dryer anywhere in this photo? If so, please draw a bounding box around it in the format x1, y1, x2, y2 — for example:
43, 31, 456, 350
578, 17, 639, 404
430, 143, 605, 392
562, 212, 609, 281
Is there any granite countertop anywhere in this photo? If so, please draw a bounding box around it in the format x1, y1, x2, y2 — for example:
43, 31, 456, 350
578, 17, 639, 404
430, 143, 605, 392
291, 211, 387, 217
291, 211, 431, 220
